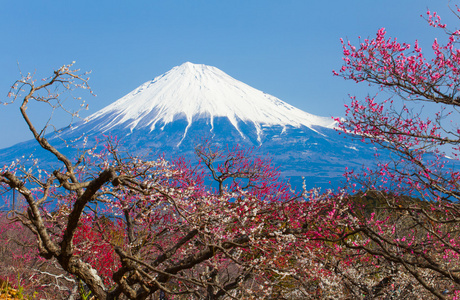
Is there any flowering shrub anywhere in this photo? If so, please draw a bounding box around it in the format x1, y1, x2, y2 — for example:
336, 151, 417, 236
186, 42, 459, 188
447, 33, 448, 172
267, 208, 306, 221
332, 3, 460, 299
0, 64, 354, 299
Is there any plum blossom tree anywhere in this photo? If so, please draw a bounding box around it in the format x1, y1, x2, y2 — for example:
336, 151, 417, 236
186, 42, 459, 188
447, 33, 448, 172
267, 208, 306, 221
332, 4, 460, 299
0, 63, 356, 299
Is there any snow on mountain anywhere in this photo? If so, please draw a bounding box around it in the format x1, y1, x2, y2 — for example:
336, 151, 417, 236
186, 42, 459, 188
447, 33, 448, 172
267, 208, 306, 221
81, 62, 336, 144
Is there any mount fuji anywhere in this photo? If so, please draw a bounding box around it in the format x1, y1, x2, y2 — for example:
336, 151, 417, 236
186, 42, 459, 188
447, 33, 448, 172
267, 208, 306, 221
80, 62, 336, 143
0, 62, 378, 189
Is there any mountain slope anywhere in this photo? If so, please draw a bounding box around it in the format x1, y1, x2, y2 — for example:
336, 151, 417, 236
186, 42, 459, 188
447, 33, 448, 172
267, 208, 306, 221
0, 62, 379, 189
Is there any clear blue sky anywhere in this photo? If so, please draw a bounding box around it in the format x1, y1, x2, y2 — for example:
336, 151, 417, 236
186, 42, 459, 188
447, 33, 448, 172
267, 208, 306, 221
0, 0, 455, 148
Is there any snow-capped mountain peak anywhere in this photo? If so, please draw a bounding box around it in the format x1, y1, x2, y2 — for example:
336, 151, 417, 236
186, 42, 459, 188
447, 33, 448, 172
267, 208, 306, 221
84, 62, 336, 143
0, 62, 383, 191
